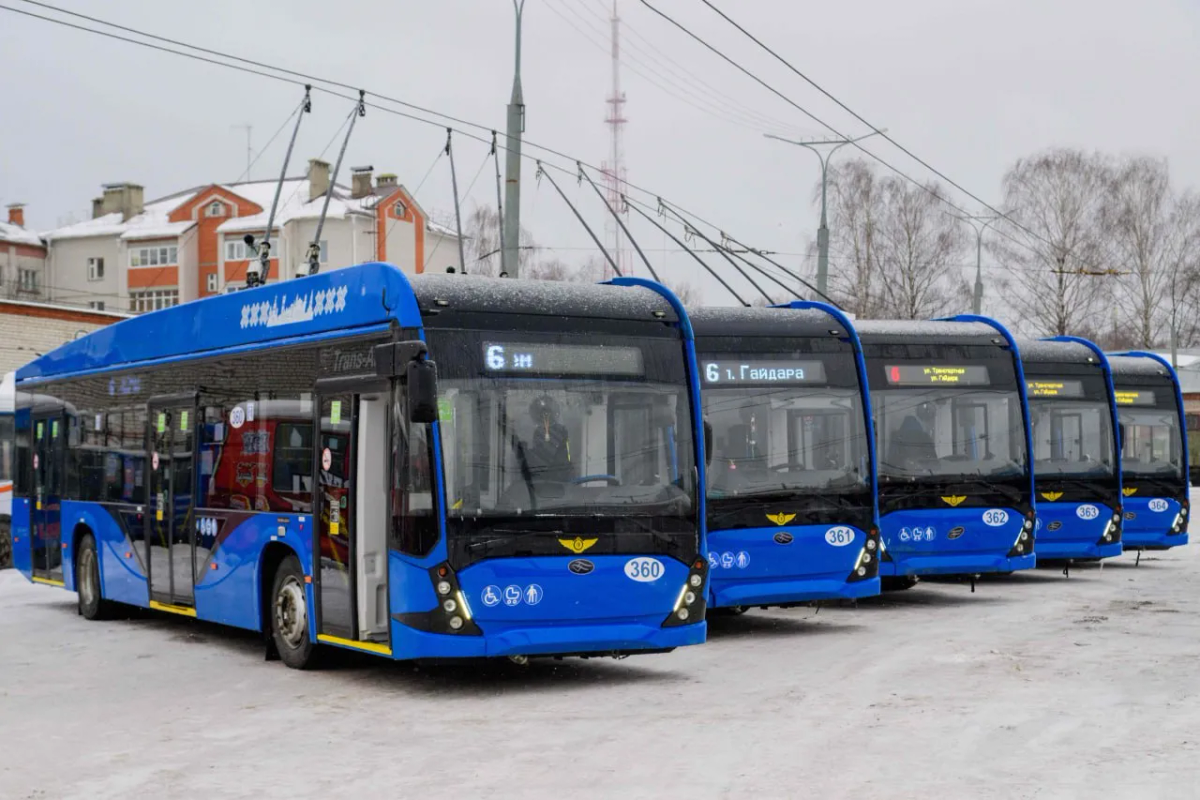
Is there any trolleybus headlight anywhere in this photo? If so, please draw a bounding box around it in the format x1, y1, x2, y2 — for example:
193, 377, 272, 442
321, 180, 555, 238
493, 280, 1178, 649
857, 567, 867, 576
662, 557, 708, 628
393, 562, 483, 637
867, 539, 877, 551
848, 538, 877, 582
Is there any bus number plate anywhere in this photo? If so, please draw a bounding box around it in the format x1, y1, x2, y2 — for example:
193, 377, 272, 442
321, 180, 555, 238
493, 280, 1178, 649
624, 557, 663, 582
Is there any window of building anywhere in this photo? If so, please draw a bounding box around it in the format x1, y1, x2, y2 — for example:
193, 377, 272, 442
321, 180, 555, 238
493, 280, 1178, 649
130, 289, 179, 313
18, 269, 38, 293
205, 201, 226, 218
129, 245, 177, 268
393, 201, 407, 218
87, 257, 105, 281
206, 273, 218, 293
89, 301, 106, 311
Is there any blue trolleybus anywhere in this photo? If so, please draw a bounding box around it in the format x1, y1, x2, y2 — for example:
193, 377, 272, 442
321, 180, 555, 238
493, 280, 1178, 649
1108, 352, 1190, 550
855, 317, 1036, 587
1019, 338, 1122, 561
691, 303, 880, 609
10, 263, 709, 667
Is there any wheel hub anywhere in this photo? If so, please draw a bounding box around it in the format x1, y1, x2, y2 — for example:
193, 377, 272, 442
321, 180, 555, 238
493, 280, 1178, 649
274, 577, 307, 649
79, 548, 97, 606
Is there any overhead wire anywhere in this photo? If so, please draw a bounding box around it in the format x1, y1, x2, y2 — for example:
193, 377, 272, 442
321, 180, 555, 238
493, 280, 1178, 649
231, 98, 304, 184
4, 0, 839, 296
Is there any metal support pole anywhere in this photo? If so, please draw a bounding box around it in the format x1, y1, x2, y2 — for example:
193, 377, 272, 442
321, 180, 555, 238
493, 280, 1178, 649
765, 129, 886, 298
445, 129, 468, 275
491, 131, 506, 276
503, 0, 527, 278
949, 213, 1000, 315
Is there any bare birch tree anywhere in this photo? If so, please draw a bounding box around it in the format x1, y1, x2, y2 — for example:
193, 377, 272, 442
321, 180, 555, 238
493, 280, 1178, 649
821, 160, 883, 317
991, 149, 1113, 338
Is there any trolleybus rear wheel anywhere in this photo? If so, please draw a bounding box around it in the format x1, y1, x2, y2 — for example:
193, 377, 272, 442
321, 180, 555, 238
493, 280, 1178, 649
76, 533, 114, 620
271, 554, 320, 670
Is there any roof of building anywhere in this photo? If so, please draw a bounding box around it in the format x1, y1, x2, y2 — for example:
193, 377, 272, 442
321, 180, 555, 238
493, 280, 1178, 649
0, 219, 44, 248
41, 176, 461, 243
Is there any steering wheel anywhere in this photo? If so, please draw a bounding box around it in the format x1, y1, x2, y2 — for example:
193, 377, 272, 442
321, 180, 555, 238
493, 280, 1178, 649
572, 474, 621, 486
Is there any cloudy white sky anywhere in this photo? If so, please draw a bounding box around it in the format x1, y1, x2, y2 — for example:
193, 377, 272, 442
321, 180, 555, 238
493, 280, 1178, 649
2, 0, 1199, 310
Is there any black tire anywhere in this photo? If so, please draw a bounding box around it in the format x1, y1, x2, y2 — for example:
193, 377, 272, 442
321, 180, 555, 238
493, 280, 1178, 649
76, 533, 115, 620
881, 576, 920, 592
270, 554, 320, 670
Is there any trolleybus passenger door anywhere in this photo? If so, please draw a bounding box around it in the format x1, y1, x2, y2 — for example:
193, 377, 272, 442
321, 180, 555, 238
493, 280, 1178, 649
30, 411, 66, 584
146, 401, 197, 608
314, 385, 389, 644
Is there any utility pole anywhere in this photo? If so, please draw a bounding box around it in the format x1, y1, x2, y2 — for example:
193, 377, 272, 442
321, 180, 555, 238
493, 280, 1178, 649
765, 128, 886, 298
952, 213, 1001, 314
503, 0, 527, 278
232, 124, 253, 179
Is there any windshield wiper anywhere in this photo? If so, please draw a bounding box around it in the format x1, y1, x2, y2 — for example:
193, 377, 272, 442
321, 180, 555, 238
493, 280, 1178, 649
510, 434, 537, 512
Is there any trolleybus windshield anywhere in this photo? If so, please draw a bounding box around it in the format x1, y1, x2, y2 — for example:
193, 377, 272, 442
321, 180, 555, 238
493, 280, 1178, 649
1116, 388, 1183, 480
432, 330, 697, 526
874, 359, 1026, 481
1026, 376, 1116, 478
700, 353, 869, 497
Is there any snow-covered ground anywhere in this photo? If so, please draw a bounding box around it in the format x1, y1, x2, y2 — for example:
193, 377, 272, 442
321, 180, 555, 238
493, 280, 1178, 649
3, 535, 1200, 799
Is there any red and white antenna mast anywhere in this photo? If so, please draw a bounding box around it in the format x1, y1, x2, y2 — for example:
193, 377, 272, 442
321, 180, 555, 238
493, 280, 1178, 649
600, 0, 630, 281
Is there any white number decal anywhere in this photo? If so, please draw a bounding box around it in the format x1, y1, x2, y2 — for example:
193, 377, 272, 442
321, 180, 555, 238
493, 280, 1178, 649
705, 363, 719, 383
1149, 498, 1169, 513
486, 344, 506, 370
982, 509, 1009, 527
825, 526, 856, 546
624, 557, 664, 582
1076, 504, 1100, 520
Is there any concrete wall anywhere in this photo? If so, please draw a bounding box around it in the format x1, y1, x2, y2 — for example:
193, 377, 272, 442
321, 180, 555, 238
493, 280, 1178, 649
1, 244, 47, 295
0, 302, 127, 376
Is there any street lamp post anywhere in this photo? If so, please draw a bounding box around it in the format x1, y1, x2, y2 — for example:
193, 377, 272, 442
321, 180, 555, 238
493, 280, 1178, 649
765, 129, 886, 298
952, 213, 1001, 315
502, 0, 527, 278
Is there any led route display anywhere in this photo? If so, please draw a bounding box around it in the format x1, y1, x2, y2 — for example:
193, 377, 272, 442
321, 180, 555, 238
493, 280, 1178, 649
482, 343, 644, 376
1025, 379, 1085, 398
885, 364, 990, 386
1115, 389, 1157, 406
700, 359, 827, 385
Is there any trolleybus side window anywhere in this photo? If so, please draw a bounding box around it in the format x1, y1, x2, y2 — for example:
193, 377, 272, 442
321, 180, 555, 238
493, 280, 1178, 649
391, 389, 436, 556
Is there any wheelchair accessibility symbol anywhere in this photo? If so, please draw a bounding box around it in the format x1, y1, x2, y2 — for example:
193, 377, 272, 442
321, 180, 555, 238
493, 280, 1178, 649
481, 585, 502, 607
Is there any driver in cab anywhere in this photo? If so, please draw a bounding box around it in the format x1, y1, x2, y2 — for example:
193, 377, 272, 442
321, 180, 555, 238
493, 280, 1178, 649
524, 395, 572, 482
889, 400, 938, 469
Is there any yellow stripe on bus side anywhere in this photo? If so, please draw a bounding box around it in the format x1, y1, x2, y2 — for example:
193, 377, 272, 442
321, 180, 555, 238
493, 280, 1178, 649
149, 600, 198, 618
316, 634, 393, 656
31, 576, 65, 587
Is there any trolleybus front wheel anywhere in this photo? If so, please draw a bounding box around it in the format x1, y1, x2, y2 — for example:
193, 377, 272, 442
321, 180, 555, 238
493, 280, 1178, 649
76, 533, 115, 620
271, 554, 320, 670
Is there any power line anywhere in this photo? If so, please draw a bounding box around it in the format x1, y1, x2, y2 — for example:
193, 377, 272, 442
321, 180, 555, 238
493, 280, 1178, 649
0, 1, 839, 289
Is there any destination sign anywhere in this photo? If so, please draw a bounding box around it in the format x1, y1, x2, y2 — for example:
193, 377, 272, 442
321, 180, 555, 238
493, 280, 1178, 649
885, 364, 990, 386
701, 359, 827, 385
1115, 389, 1156, 407
1025, 379, 1085, 398
483, 343, 644, 376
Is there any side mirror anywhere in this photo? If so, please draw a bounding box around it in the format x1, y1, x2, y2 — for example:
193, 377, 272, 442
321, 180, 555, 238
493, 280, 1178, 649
407, 359, 439, 423
703, 419, 713, 467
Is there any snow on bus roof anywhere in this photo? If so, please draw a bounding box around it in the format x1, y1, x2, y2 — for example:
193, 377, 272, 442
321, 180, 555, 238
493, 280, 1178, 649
853, 318, 1004, 341
1016, 338, 1099, 365
1108, 354, 1173, 379
689, 305, 844, 338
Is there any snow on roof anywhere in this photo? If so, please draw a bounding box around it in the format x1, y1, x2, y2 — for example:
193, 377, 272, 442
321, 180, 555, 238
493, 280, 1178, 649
426, 218, 460, 238
40, 176, 461, 244
0, 220, 43, 247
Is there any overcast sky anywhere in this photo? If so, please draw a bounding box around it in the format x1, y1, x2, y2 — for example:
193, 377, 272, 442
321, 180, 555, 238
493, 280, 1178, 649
3, 0, 1199, 311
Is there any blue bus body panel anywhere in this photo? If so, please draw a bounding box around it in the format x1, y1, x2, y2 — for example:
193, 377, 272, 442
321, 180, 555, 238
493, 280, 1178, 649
12, 497, 31, 578
1123, 496, 1187, 548
707, 523, 878, 605
1035, 501, 1122, 560
388, 553, 703, 659
878, 507, 1033, 576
